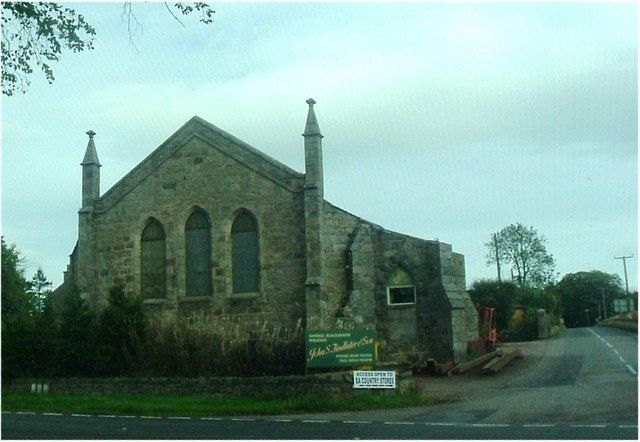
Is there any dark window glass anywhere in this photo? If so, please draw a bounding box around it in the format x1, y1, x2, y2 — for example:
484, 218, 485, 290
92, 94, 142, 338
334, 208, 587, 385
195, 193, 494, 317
388, 287, 415, 304
185, 210, 212, 297
141, 219, 166, 299
231, 212, 259, 293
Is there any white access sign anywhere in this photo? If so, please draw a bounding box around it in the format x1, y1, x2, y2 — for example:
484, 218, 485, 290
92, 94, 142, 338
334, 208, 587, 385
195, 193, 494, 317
353, 370, 396, 389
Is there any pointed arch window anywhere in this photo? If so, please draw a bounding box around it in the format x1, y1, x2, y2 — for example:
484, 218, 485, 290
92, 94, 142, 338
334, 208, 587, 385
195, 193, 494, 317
141, 219, 167, 299
387, 267, 416, 305
231, 211, 259, 293
185, 209, 212, 296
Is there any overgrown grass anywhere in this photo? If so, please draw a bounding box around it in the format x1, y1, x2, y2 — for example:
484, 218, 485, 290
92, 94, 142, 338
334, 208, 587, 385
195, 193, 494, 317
1, 391, 438, 416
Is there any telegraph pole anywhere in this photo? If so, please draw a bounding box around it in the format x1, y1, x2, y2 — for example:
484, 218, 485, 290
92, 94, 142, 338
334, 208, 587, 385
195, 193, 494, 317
601, 288, 607, 319
493, 233, 501, 281
614, 254, 634, 311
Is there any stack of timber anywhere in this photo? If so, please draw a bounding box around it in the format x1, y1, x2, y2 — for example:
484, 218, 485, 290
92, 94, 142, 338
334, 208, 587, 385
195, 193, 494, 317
452, 349, 503, 374
482, 348, 522, 374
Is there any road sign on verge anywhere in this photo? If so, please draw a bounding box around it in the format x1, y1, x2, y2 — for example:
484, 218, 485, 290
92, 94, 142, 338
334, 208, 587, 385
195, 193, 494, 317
353, 370, 396, 389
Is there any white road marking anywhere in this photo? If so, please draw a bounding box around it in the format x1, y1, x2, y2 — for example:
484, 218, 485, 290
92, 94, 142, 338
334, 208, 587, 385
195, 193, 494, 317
606, 343, 613, 348
272, 419, 292, 422
232, 418, 256, 421
71, 414, 91, 417
570, 424, 607, 428
625, 364, 637, 375
470, 423, 509, 427
1, 412, 12, 414
426, 422, 458, 426
343, 420, 372, 424
98, 415, 116, 418
619, 425, 637, 428
523, 424, 555, 427
302, 419, 330, 423
383, 421, 414, 425
140, 416, 161, 419
168, 416, 191, 420
43, 412, 63, 416
16, 412, 36, 415
200, 417, 223, 421
119, 416, 136, 419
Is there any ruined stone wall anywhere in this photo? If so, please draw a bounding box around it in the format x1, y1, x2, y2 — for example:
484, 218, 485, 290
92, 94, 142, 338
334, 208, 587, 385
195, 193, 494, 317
320, 202, 361, 321
87, 134, 307, 329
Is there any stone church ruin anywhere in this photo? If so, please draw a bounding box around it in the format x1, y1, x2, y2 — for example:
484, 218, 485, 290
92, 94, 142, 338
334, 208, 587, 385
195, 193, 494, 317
56, 99, 479, 363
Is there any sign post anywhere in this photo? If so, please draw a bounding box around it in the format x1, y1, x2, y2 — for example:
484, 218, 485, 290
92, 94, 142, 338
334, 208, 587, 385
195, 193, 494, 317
305, 329, 375, 368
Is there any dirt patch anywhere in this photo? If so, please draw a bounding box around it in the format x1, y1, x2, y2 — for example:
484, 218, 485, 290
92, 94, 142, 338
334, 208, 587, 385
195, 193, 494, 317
414, 339, 550, 402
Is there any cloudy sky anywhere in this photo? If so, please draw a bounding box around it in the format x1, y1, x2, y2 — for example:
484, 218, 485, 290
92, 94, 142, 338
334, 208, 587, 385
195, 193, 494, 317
2, 2, 637, 292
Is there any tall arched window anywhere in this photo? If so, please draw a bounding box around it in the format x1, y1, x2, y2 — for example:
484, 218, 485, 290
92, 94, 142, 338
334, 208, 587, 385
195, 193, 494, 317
387, 266, 416, 305
231, 211, 259, 293
141, 218, 167, 299
185, 209, 212, 297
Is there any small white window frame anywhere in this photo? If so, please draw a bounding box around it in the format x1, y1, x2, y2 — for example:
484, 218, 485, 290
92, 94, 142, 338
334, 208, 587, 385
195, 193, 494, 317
387, 285, 416, 306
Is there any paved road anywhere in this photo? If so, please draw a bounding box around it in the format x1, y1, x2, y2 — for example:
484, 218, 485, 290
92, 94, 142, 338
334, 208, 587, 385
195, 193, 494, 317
2, 327, 637, 439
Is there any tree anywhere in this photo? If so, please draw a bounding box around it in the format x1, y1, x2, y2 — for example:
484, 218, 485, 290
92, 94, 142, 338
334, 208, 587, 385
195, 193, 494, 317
1, 237, 33, 319
554, 271, 623, 328
95, 284, 147, 375
486, 223, 556, 287
28, 267, 52, 312
2, 2, 214, 96
468, 279, 518, 331
56, 285, 97, 376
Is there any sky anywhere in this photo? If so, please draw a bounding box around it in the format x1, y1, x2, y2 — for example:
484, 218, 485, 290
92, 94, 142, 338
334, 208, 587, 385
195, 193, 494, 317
1, 2, 637, 292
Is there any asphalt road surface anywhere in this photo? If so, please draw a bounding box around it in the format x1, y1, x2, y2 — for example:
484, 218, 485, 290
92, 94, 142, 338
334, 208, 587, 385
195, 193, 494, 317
2, 327, 637, 439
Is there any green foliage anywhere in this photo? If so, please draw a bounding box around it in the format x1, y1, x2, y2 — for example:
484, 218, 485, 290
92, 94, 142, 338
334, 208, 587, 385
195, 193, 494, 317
486, 223, 556, 287
555, 271, 623, 328
28, 268, 52, 312
468, 279, 517, 331
2, 391, 435, 417
94, 284, 146, 376
2, 2, 215, 96
1, 238, 39, 381
516, 285, 558, 316
1, 2, 96, 96
56, 286, 96, 376
1, 237, 33, 320
501, 308, 540, 342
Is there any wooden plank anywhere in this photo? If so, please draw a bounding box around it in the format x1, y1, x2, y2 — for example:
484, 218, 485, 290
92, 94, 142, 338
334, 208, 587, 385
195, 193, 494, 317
453, 349, 503, 374
482, 348, 522, 374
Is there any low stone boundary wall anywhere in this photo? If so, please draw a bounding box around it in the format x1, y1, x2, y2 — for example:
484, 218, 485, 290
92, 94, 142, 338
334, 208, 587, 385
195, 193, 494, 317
6, 371, 412, 398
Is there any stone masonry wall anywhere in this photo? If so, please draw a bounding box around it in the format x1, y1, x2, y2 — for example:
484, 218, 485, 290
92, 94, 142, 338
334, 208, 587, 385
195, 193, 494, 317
86, 128, 307, 329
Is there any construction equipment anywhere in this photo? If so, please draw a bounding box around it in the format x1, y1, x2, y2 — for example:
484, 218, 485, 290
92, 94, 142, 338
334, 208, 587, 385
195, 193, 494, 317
477, 304, 497, 351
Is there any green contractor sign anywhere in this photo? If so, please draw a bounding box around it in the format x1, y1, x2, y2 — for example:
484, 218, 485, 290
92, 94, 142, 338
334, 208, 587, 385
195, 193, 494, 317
305, 329, 376, 368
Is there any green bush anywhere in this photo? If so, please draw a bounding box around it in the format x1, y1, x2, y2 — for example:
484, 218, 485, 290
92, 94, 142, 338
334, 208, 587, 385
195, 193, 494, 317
468, 279, 517, 331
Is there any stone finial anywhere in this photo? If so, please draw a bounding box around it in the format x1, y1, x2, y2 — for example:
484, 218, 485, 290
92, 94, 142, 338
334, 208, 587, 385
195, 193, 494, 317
303, 98, 323, 138
81, 129, 101, 166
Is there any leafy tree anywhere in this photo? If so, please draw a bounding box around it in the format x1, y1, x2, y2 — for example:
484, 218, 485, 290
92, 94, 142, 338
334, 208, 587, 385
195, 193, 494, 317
468, 279, 518, 331
28, 267, 52, 312
1, 237, 33, 319
1, 238, 39, 380
2, 2, 215, 96
555, 271, 623, 328
486, 223, 556, 287
56, 285, 97, 376
95, 284, 147, 375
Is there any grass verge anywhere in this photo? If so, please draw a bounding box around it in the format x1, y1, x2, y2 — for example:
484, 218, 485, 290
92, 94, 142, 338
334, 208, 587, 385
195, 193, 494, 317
1, 391, 439, 416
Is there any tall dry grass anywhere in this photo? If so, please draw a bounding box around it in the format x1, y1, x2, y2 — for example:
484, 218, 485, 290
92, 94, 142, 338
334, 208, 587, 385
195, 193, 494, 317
141, 314, 305, 377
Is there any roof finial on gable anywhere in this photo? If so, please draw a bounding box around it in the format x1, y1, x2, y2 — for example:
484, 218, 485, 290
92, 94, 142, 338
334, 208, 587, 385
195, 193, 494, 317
303, 98, 323, 138
82, 130, 100, 166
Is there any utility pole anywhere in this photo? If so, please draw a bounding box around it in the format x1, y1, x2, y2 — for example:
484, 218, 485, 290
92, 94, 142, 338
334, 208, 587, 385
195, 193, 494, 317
601, 288, 607, 320
492, 233, 501, 282
614, 254, 634, 312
